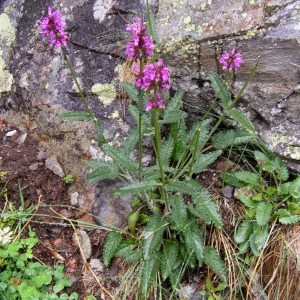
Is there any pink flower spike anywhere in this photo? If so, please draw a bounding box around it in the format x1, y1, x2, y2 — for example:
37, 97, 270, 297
219, 48, 244, 71
38, 7, 67, 48
146, 93, 165, 112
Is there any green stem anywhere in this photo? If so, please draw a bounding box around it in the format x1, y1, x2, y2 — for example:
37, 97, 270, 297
153, 109, 165, 185
187, 129, 200, 178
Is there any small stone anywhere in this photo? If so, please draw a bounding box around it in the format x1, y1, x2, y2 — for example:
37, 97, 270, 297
222, 185, 234, 199
5, 129, 17, 137
17, 132, 27, 145
72, 229, 92, 260
29, 163, 39, 171
45, 155, 65, 177
59, 209, 74, 219
90, 258, 103, 272
70, 192, 79, 205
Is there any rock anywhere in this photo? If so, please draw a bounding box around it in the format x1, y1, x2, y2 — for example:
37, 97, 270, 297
90, 258, 103, 273
178, 284, 205, 300
92, 179, 132, 229
72, 229, 92, 260
70, 191, 79, 206
45, 156, 65, 177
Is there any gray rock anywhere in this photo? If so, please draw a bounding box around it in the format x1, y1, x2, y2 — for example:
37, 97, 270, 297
92, 179, 132, 229
90, 258, 103, 272
45, 156, 65, 177
72, 229, 92, 260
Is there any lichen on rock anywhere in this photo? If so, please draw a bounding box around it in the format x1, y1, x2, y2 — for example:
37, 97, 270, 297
91, 83, 117, 106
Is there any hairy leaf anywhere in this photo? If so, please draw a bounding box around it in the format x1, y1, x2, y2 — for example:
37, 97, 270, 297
103, 143, 138, 174
122, 128, 138, 155
60, 111, 92, 121
208, 72, 231, 108
168, 196, 189, 230
141, 256, 159, 297
160, 137, 174, 168
146, 6, 158, 43
86, 161, 119, 183
256, 202, 273, 226
221, 171, 244, 188
170, 121, 187, 161
123, 82, 140, 103
203, 247, 227, 283
161, 240, 180, 280
160, 110, 188, 124
251, 224, 269, 255
103, 231, 123, 267
183, 221, 204, 263
192, 150, 222, 174
165, 90, 185, 112
277, 209, 300, 224
227, 108, 256, 133
142, 215, 168, 260
234, 220, 253, 244
233, 171, 259, 186
114, 180, 159, 196
115, 244, 142, 262
212, 129, 255, 149
289, 177, 300, 199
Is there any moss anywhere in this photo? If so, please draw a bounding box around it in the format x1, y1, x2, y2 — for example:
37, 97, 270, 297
0, 52, 13, 92
91, 83, 117, 106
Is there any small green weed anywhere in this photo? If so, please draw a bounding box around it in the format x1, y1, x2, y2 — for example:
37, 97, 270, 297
0, 231, 78, 300
222, 150, 300, 255
199, 276, 227, 300
62, 174, 74, 184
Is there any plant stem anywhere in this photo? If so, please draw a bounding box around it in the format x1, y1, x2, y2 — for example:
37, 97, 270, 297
188, 129, 200, 177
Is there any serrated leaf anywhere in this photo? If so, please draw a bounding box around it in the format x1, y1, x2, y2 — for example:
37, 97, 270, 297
122, 128, 138, 155
237, 192, 257, 209
164, 90, 185, 113
227, 108, 255, 133
171, 121, 188, 161
60, 111, 92, 121
203, 247, 227, 283
234, 171, 259, 186
103, 143, 138, 174
160, 137, 174, 168
115, 244, 142, 262
103, 231, 123, 267
208, 72, 231, 108
114, 180, 159, 196
212, 129, 255, 150
123, 82, 140, 103
141, 256, 159, 297
146, 6, 158, 43
168, 196, 189, 230
95, 118, 105, 145
183, 221, 204, 263
221, 171, 244, 188
253, 150, 269, 163
251, 224, 269, 255
160, 111, 188, 124
276, 164, 289, 182
192, 150, 222, 174
277, 209, 300, 224
128, 211, 139, 234
289, 177, 300, 199
234, 220, 253, 244
86, 164, 119, 183
256, 202, 272, 226
161, 240, 180, 280
142, 215, 167, 260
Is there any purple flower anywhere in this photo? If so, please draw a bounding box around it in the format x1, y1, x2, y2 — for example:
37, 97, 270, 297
135, 59, 170, 90
146, 93, 165, 112
125, 18, 154, 60
39, 7, 67, 48
219, 48, 243, 71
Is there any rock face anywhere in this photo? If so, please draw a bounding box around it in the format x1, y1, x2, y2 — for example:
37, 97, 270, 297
0, 1, 300, 226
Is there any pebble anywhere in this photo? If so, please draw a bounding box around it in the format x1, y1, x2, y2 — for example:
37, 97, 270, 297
90, 258, 103, 273
45, 155, 65, 177
72, 229, 92, 260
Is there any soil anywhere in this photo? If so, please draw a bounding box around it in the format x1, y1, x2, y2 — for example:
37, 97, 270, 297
0, 118, 111, 299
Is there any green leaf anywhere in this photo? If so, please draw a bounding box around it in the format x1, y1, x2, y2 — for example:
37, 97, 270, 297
103, 231, 123, 267
253, 150, 269, 164
115, 244, 142, 262
234, 220, 253, 244
95, 118, 105, 145
208, 72, 231, 108
161, 240, 180, 280
165, 91, 185, 112
160, 137, 174, 168
183, 221, 204, 263
277, 209, 300, 224
220, 171, 244, 188
289, 177, 300, 199
142, 215, 167, 260
32, 273, 52, 288
86, 162, 119, 183
192, 150, 222, 174
103, 144, 138, 174
227, 108, 256, 133
234, 171, 259, 186
251, 224, 269, 255
170, 121, 188, 161
122, 128, 138, 155
203, 246, 227, 283
237, 192, 257, 209
212, 129, 255, 149
114, 180, 159, 196
60, 111, 91, 121
141, 256, 159, 297
128, 211, 139, 234
123, 82, 140, 103
168, 196, 189, 230
160, 110, 188, 124
256, 202, 273, 226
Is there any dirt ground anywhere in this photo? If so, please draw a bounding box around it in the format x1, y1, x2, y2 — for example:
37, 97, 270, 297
0, 118, 115, 299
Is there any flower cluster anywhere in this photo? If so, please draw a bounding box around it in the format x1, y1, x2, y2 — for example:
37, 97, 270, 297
125, 18, 154, 60
146, 93, 165, 112
39, 7, 67, 48
135, 59, 170, 90
219, 48, 243, 71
